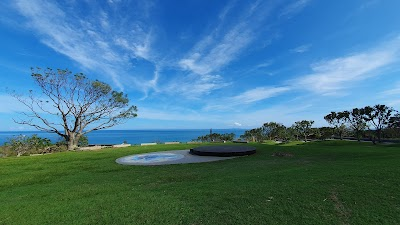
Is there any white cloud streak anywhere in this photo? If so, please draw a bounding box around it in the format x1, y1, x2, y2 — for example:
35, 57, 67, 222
295, 36, 400, 95
165, 74, 231, 99
179, 22, 254, 75
176, 1, 275, 97
205, 86, 290, 110
380, 82, 400, 96
280, 0, 311, 18
290, 44, 312, 53
13, 0, 157, 93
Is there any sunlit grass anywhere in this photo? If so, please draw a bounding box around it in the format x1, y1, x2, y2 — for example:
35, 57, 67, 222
1, 141, 399, 224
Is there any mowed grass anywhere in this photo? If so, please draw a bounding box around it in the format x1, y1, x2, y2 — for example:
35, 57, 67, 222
1, 141, 399, 225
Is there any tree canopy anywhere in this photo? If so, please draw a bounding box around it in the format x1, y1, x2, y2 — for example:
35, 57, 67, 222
12, 67, 137, 150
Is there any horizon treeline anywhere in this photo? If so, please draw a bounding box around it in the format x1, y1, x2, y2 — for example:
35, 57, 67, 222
239, 104, 399, 144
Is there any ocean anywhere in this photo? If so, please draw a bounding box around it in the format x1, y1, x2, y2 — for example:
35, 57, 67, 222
0, 129, 246, 145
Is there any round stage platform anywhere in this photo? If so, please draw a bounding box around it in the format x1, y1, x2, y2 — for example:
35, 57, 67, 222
190, 145, 256, 157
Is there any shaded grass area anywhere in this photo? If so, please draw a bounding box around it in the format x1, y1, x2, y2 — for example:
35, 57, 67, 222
1, 141, 399, 224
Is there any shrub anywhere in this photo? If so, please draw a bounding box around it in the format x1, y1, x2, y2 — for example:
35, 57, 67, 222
78, 135, 89, 147
4, 134, 52, 156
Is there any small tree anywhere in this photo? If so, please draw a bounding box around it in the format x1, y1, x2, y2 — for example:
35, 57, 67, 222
324, 111, 348, 140
220, 133, 235, 141
241, 128, 263, 142
11, 68, 138, 150
262, 122, 287, 141
344, 108, 368, 141
388, 113, 400, 129
318, 127, 334, 140
274, 124, 289, 141
387, 113, 400, 138
293, 120, 314, 142
363, 105, 394, 143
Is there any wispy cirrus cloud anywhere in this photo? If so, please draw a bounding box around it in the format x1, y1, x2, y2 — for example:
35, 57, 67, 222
279, 0, 311, 18
13, 0, 157, 93
205, 86, 290, 110
290, 44, 312, 53
165, 73, 231, 99
177, 1, 276, 96
294, 36, 400, 95
380, 81, 400, 96
229, 86, 290, 104
378, 81, 400, 107
178, 22, 254, 75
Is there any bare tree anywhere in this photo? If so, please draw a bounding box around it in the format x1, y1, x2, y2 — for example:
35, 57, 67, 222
11, 68, 137, 150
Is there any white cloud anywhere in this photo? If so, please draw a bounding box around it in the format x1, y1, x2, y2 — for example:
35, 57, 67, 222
205, 86, 290, 110
378, 82, 400, 108
165, 73, 231, 99
176, 1, 275, 97
294, 36, 400, 95
179, 22, 253, 75
256, 60, 274, 69
114, 30, 153, 61
230, 87, 290, 104
290, 44, 312, 53
234, 122, 242, 127
280, 0, 311, 18
380, 82, 400, 96
13, 0, 157, 93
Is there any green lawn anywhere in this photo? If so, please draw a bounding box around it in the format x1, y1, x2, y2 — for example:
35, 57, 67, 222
1, 141, 399, 224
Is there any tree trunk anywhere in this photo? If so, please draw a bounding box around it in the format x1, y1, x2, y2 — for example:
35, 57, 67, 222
377, 129, 382, 143
67, 133, 78, 150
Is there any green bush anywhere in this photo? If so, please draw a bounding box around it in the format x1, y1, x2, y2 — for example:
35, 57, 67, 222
78, 135, 89, 147
4, 134, 52, 157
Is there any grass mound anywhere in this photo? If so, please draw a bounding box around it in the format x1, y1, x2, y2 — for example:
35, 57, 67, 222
0, 141, 399, 224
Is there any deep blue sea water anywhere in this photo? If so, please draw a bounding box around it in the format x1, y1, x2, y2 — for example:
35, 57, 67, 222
0, 129, 245, 145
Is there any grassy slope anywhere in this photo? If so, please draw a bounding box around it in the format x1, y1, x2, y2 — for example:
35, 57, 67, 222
0, 141, 399, 225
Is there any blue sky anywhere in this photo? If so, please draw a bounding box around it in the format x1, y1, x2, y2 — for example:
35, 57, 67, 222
1, 0, 400, 131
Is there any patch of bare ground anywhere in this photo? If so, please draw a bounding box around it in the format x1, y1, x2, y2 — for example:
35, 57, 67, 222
271, 152, 294, 157
330, 190, 351, 225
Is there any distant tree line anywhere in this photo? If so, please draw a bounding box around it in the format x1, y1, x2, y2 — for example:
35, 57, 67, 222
239, 120, 316, 143
239, 104, 399, 144
324, 104, 398, 143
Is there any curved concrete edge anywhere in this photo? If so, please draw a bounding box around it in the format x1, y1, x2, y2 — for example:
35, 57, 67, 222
116, 150, 238, 166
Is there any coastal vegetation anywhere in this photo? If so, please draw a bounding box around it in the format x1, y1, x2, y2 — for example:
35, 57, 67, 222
1, 103, 398, 158
0, 141, 399, 224
240, 104, 399, 144
193, 132, 236, 142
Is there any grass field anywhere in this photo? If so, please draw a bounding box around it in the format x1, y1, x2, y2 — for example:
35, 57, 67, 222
1, 141, 399, 224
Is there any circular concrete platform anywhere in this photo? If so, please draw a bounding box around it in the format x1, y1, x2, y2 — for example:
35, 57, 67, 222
116, 150, 237, 166
190, 145, 256, 157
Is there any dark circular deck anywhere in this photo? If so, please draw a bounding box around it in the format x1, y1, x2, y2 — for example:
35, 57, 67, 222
190, 145, 256, 157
